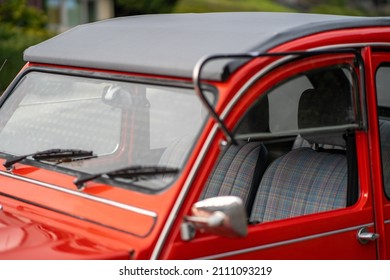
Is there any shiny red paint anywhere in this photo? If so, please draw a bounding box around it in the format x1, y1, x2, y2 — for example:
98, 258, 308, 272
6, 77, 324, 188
1, 18, 390, 260
159, 55, 374, 260
369, 51, 390, 259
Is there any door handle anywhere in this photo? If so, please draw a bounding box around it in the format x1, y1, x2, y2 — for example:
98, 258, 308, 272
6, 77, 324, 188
357, 227, 379, 244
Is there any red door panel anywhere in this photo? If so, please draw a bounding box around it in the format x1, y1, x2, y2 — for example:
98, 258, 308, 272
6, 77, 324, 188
162, 52, 379, 260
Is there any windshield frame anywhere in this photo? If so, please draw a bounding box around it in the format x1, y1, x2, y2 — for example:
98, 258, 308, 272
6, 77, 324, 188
0, 67, 218, 193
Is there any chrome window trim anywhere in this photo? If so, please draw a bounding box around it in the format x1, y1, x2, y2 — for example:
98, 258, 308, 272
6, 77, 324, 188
195, 223, 374, 260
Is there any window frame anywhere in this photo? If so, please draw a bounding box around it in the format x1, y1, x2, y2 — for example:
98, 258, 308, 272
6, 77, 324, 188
0, 67, 217, 193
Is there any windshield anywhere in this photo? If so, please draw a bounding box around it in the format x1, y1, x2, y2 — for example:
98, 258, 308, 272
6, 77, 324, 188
0, 71, 210, 190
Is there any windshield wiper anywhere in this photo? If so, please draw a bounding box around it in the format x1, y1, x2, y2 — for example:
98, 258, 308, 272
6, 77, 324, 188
74, 165, 179, 190
3, 149, 94, 171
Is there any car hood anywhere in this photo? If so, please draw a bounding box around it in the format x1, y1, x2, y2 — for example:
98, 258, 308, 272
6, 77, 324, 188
0, 209, 131, 259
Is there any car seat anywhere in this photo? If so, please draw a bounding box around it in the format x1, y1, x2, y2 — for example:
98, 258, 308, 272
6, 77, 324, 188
250, 88, 352, 223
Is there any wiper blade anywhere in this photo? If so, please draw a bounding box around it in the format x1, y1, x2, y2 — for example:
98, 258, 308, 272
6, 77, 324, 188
3, 149, 94, 171
74, 165, 179, 190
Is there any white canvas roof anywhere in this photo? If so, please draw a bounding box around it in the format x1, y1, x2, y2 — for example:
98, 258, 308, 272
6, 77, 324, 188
24, 12, 390, 80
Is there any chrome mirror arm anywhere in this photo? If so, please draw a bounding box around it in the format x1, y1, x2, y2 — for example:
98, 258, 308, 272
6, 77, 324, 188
193, 55, 239, 145
185, 211, 226, 227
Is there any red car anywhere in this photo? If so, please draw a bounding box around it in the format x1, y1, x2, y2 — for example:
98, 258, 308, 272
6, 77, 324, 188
1, 12, 390, 259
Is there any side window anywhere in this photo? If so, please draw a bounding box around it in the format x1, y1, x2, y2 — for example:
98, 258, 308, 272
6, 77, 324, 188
376, 66, 390, 199
199, 63, 361, 224
243, 66, 359, 223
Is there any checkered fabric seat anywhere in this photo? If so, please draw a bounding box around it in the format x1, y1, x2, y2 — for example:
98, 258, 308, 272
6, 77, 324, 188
250, 88, 350, 223
160, 138, 268, 215
249, 147, 347, 222
379, 119, 390, 196
200, 141, 268, 216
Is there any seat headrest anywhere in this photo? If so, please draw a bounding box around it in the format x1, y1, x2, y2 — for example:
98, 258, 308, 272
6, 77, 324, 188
298, 88, 352, 147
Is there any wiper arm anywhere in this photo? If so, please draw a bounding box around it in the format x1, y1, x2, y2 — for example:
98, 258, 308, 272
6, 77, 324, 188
3, 149, 94, 171
74, 165, 179, 190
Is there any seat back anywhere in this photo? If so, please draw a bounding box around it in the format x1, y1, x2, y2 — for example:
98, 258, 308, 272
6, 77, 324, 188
250, 88, 351, 223
250, 147, 347, 222
200, 95, 270, 215
159, 139, 269, 215
200, 141, 268, 216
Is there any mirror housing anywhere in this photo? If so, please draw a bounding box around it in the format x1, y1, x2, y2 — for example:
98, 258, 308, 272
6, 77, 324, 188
181, 196, 248, 241
102, 85, 133, 108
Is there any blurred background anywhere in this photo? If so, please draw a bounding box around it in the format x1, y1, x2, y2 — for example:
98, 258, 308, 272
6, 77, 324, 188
1, 0, 390, 92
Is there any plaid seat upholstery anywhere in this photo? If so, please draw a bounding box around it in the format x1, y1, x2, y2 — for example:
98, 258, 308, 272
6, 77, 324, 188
380, 119, 390, 196
249, 148, 347, 223
250, 86, 350, 223
200, 141, 268, 215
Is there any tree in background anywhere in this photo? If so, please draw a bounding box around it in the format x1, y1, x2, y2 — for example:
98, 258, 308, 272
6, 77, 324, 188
276, 0, 390, 15
0, 0, 52, 92
2, 0, 390, 92
0, 0, 46, 29
174, 0, 390, 15
173, 0, 294, 13
115, 0, 178, 17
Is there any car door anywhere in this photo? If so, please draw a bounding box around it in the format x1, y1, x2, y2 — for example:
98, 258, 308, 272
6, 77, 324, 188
161, 52, 378, 260
370, 48, 390, 259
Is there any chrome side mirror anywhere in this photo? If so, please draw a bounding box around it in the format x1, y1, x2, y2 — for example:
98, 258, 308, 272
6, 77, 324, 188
181, 196, 248, 241
102, 85, 133, 109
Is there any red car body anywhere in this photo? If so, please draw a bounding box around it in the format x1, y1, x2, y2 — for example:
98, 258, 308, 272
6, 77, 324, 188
1, 12, 390, 259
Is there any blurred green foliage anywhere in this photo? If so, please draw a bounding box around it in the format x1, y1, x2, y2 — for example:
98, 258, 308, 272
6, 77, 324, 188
308, 0, 366, 16
1, 0, 387, 92
311, 4, 365, 16
174, 0, 294, 13
115, 0, 178, 16
0, 0, 53, 92
174, 0, 383, 15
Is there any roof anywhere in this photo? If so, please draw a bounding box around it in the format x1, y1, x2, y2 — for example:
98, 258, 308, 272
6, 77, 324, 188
24, 12, 390, 81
